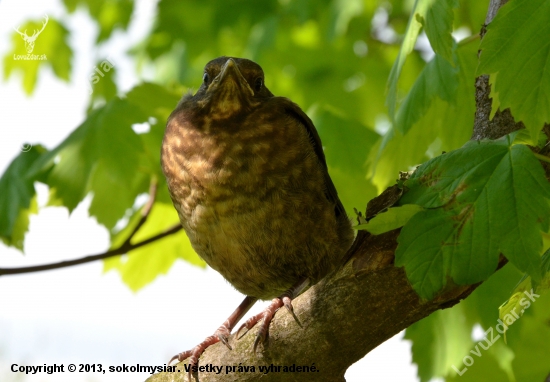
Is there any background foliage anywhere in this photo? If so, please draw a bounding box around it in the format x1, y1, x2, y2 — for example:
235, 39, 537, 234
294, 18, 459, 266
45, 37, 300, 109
2, 0, 550, 380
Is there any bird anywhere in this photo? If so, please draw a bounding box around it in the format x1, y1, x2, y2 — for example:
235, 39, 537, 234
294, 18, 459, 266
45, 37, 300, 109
161, 56, 354, 373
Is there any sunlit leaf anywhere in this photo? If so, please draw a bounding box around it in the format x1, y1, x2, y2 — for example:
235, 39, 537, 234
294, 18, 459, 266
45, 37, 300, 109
104, 202, 205, 292
371, 39, 477, 192
405, 305, 472, 381
355, 205, 423, 235
420, 0, 458, 64
395, 53, 458, 134
28, 98, 149, 228
87, 57, 118, 111
0, 145, 45, 250
387, 0, 455, 121
397, 134, 550, 298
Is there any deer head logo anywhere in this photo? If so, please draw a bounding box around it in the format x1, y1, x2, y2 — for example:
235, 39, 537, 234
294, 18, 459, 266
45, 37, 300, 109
14, 15, 49, 54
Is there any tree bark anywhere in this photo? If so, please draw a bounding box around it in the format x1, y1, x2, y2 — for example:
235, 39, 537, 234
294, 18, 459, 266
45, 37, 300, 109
147, 228, 509, 382
147, 0, 523, 381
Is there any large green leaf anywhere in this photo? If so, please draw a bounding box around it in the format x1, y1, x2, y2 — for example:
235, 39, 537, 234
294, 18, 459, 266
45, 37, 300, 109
0, 145, 45, 250
395, 53, 458, 134
29, 97, 149, 228
477, 0, 550, 143
397, 135, 550, 299
371, 38, 477, 192
420, 0, 457, 64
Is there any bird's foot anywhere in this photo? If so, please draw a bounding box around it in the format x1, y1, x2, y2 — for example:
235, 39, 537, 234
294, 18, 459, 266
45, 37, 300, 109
168, 325, 229, 381
236, 297, 285, 353
168, 296, 257, 381
236, 278, 309, 353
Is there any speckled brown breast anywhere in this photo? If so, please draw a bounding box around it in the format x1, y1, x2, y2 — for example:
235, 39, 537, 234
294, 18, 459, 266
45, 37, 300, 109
161, 97, 352, 299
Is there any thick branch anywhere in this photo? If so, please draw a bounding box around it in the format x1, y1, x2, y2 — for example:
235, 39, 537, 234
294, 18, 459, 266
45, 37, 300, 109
147, 230, 507, 382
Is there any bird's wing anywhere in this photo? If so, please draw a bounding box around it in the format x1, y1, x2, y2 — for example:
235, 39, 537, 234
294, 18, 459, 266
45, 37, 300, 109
282, 100, 346, 218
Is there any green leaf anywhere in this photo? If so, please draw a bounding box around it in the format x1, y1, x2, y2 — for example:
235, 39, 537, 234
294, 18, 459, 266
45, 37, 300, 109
309, 104, 379, 214
355, 205, 423, 235
0, 145, 46, 250
104, 202, 205, 291
62, 0, 134, 42
126, 83, 183, 176
477, 0, 550, 143
503, 247, 550, 309
125, 82, 182, 121
446, 341, 515, 382
405, 304, 473, 381
408, 263, 523, 381
371, 38, 477, 193
386, 0, 456, 121
87, 58, 118, 110
397, 135, 550, 299
508, 292, 550, 381
536, 248, 550, 293
3, 17, 72, 95
386, 0, 425, 121
419, 0, 457, 64
29, 98, 149, 228
395, 53, 458, 134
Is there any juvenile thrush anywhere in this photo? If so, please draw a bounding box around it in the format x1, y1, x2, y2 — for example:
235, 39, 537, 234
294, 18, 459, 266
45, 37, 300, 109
161, 56, 354, 371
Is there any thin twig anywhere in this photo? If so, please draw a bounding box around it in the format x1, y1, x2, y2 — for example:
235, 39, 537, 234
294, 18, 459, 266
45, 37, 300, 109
122, 179, 158, 247
0, 180, 180, 276
0, 224, 182, 276
457, 33, 480, 47
534, 153, 550, 164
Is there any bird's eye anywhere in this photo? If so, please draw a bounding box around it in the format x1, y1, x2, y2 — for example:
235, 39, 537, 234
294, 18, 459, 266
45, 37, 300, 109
254, 77, 263, 92
203, 72, 209, 84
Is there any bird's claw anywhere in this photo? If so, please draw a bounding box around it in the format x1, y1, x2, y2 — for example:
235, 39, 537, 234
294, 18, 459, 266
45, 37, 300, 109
218, 331, 232, 350
168, 346, 201, 382
237, 295, 302, 353
253, 328, 266, 354
167, 325, 232, 381
236, 322, 251, 340
282, 295, 302, 327
168, 350, 192, 366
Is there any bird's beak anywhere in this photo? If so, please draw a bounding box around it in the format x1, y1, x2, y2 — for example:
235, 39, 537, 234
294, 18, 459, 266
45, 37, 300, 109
213, 58, 254, 97
205, 58, 254, 116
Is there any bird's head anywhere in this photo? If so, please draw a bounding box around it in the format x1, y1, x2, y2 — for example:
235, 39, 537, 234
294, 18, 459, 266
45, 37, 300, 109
193, 57, 273, 120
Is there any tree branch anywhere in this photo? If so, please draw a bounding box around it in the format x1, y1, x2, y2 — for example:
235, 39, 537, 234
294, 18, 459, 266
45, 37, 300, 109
471, 0, 523, 141
0, 180, 183, 276
147, 231, 508, 382
122, 179, 158, 247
